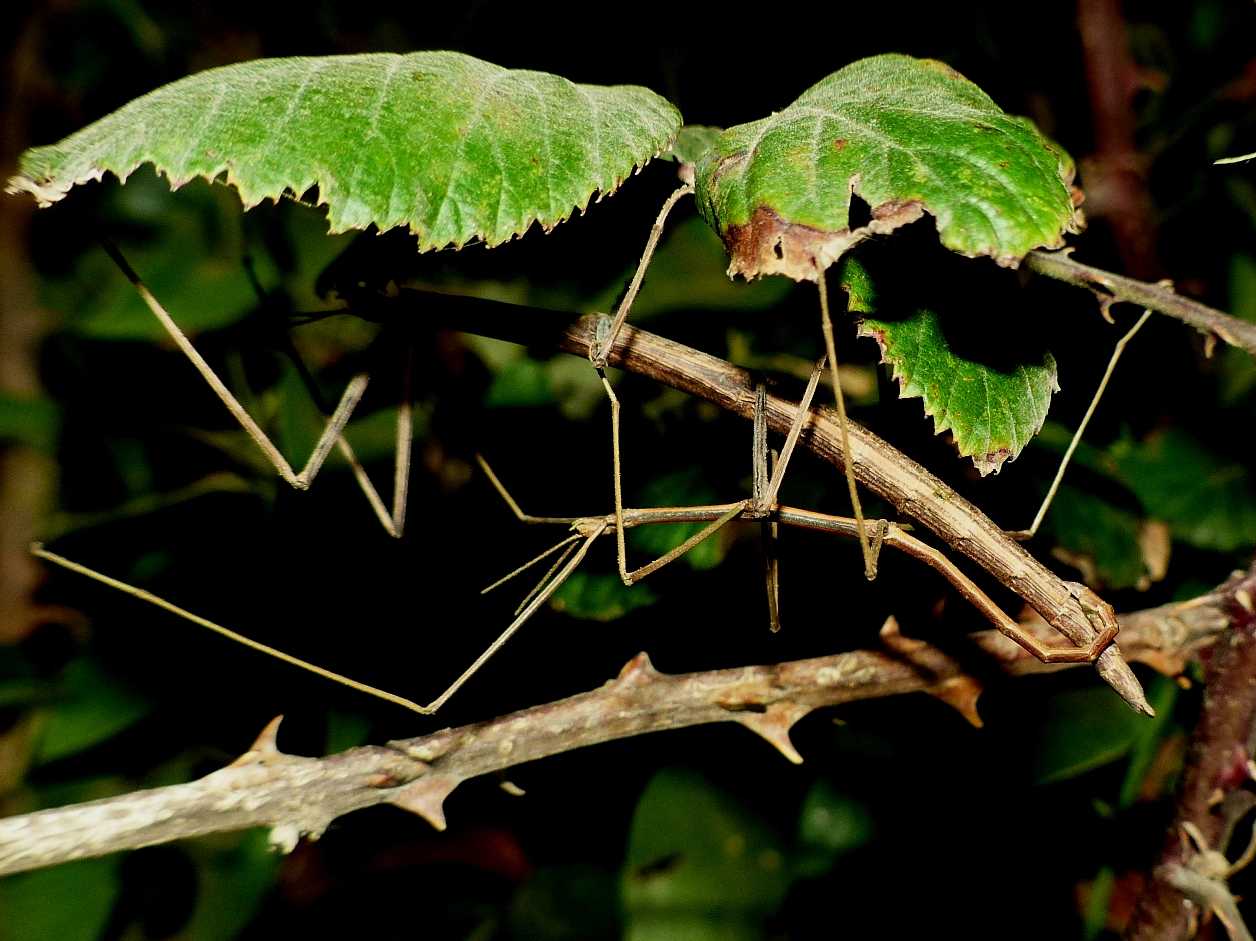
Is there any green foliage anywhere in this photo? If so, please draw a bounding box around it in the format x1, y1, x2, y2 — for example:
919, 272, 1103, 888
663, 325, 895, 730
694, 54, 1082, 281
0, 393, 59, 453
33, 659, 152, 766
622, 769, 791, 940
10, 52, 681, 251
550, 573, 659, 621
0, 858, 120, 941
837, 252, 1059, 473
628, 468, 728, 571
1108, 430, 1256, 552
622, 770, 872, 939
1043, 485, 1151, 590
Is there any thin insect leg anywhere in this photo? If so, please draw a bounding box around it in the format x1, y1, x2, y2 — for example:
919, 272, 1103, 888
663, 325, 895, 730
816, 269, 874, 579
622, 501, 748, 585
589, 183, 694, 368
422, 523, 606, 714
480, 532, 582, 596
765, 357, 825, 507
101, 242, 376, 500
764, 449, 782, 633
32, 544, 431, 715
752, 382, 770, 507
392, 339, 416, 536
511, 535, 581, 616
886, 529, 1113, 663
1011, 308, 1152, 540
278, 328, 397, 535
773, 507, 1112, 662
476, 454, 584, 526
749, 381, 782, 630
601, 372, 631, 586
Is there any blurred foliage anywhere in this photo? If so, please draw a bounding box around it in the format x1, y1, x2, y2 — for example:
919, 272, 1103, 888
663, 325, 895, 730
4, 2, 1256, 939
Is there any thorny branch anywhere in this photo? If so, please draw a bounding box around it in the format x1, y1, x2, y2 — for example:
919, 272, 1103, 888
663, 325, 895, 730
0, 585, 1231, 878
402, 292, 1150, 713
1127, 561, 1256, 941
1025, 249, 1256, 358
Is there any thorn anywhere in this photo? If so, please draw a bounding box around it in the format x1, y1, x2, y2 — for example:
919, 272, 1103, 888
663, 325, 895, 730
930, 677, 985, 729
880, 618, 985, 726
500, 780, 526, 797
732, 702, 810, 764
878, 615, 925, 654
614, 652, 661, 688
389, 774, 460, 831
1236, 588, 1254, 615
229, 715, 284, 767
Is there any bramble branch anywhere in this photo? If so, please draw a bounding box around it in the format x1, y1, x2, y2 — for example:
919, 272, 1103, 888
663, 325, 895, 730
1127, 559, 1256, 941
1025, 250, 1256, 358
0, 586, 1229, 878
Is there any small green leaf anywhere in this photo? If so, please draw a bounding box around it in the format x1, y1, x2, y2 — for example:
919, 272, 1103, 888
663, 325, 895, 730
34, 659, 152, 765
550, 573, 658, 621
1044, 486, 1151, 590
11, 52, 682, 252
695, 54, 1081, 281
668, 126, 723, 165
623, 770, 789, 941
629, 468, 728, 571
844, 257, 1057, 474
793, 781, 873, 878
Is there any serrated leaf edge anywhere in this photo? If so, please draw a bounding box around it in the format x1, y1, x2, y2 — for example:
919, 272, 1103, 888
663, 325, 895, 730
6, 55, 680, 254
857, 316, 1059, 475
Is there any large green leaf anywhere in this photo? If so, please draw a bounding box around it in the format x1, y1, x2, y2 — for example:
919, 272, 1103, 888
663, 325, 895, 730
1109, 430, 1256, 553
9, 53, 681, 251
622, 769, 790, 941
842, 257, 1057, 474
694, 54, 1082, 281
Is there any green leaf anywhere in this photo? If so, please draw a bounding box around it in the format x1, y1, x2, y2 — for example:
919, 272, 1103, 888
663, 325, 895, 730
1043, 486, 1152, 590
34, 659, 152, 765
550, 573, 658, 622
10, 52, 682, 251
1109, 430, 1256, 553
623, 770, 789, 941
844, 257, 1057, 475
793, 780, 874, 878
183, 830, 281, 941
694, 54, 1081, 281
629, 468, 728, 571
0, 858, 120, 941
0, 392, 60, 452
667, 126, 723, 165
1032, 687, 1147, 784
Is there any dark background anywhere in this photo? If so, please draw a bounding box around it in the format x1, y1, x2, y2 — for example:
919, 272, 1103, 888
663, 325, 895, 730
3, 2, 1256, 938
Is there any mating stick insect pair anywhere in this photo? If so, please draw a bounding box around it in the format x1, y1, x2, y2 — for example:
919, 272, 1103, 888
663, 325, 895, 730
35, 182, 1148, 718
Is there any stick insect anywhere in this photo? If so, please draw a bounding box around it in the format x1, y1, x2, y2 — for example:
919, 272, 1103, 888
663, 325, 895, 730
36, 346, 1124, 718
37, 179, 1149, 717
